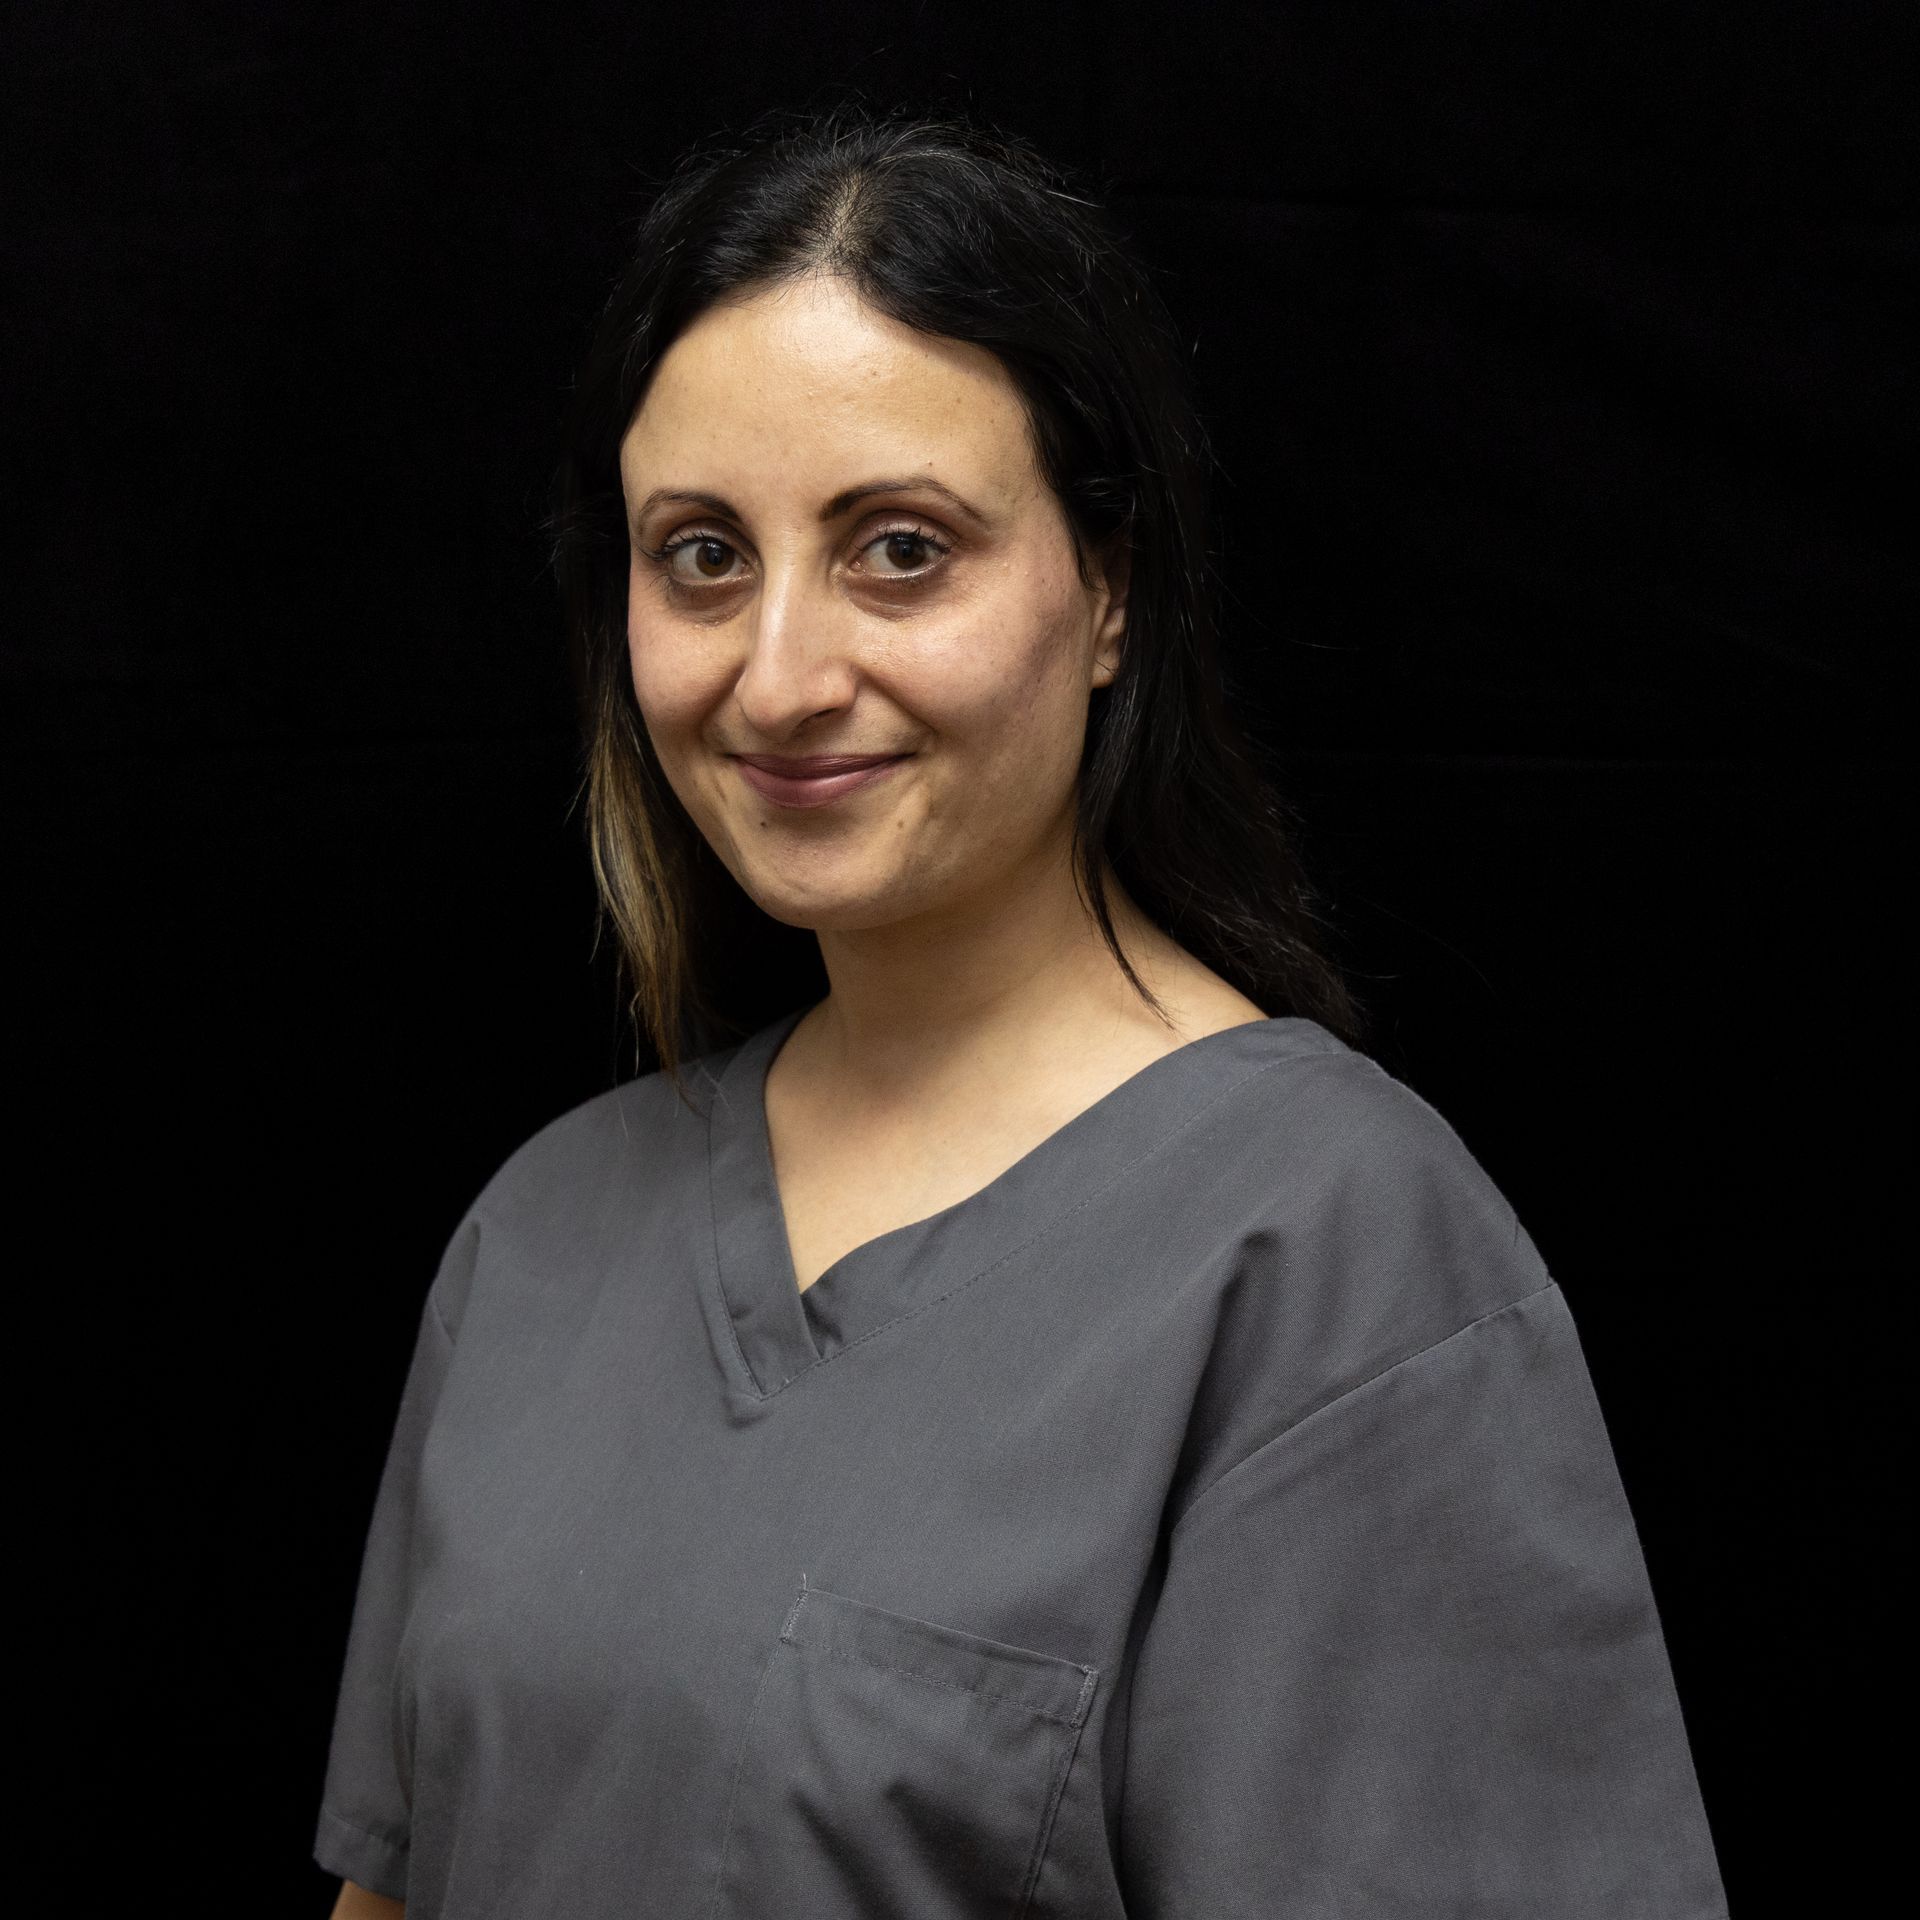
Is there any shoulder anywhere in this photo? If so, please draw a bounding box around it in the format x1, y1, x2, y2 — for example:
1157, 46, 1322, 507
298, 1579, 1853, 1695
473, 1063, 709, 1223
1210, 1023, 1530, 1262
423, 1042, 734, 1338
1167, 1027, 1558, 1480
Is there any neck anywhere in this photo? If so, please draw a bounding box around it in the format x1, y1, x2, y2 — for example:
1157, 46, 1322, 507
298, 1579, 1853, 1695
792, 842, 1186, 1109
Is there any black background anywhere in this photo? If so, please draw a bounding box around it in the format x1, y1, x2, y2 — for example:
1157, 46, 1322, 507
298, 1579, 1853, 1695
9, 2, 1907, 1909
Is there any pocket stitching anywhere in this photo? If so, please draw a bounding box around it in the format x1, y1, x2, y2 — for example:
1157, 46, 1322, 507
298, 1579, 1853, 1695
1014, 1675, 1097, 1918
714, 1580, 1103, 1918
786, 1581, 1098, 1728
801, 1637, 1095, 1730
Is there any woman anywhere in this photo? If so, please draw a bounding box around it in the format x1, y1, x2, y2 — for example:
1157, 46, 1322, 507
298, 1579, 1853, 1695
317, 103, 1727, 1918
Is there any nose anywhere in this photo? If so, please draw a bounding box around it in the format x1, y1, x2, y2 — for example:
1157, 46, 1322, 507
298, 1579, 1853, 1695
729, 551, 862, 737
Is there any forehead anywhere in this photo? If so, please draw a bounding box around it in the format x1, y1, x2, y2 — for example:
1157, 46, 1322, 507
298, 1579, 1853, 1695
618, 275, 1038, 502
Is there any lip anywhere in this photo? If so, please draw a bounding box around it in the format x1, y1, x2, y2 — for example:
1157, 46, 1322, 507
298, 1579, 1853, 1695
734, 753, 911, 810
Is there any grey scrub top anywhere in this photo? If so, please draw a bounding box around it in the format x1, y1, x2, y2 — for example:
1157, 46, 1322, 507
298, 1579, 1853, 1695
313, 1006, 1729, 1917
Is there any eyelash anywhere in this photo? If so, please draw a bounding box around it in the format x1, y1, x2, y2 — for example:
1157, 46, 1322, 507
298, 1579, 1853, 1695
640, 521, 953, 589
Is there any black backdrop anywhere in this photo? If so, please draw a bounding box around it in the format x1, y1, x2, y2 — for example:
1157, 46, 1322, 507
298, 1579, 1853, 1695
9, 3, 1907, 1910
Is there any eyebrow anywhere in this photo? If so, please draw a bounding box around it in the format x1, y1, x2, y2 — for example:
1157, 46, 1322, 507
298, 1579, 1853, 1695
630, 476, 993, 533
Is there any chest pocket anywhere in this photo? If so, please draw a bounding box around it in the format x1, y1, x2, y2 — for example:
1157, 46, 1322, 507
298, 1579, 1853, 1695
710, 1576, 1100, 1919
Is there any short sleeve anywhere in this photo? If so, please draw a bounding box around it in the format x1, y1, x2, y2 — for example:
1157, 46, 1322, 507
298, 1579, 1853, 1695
1117, 1281, 1729, 1918
312, 1218, 474, 1899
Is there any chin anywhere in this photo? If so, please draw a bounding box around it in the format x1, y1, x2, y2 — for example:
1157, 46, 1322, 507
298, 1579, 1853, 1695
739, 871, 927, 936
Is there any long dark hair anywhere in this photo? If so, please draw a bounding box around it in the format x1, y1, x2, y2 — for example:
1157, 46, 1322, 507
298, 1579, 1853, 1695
550, 97, 1366, 1099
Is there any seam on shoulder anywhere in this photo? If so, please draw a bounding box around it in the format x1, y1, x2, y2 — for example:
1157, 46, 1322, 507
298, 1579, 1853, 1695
424, 1207, 486, 1347
1168, 1279, 1562, 1540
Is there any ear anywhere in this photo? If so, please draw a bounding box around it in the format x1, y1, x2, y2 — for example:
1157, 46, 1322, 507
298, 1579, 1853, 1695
1091, 535, 1131, 689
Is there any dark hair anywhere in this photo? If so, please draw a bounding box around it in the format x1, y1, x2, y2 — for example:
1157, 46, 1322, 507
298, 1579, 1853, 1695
550, 96, 1366, 1099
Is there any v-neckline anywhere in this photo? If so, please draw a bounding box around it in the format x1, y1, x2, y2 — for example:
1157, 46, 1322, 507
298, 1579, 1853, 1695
701, 1002, 1340, 1397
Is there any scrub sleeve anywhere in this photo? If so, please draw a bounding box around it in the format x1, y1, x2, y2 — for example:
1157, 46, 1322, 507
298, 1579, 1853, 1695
1116, 1281, 1725, 1914
314, 1218, 475, 1902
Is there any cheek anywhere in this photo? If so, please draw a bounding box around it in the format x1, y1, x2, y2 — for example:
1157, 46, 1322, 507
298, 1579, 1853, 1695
928, 586, 1086, 755
623, 583, 705, 733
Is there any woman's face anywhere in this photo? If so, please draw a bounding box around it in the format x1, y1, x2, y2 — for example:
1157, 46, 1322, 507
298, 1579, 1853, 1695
617, 273, 1127, 937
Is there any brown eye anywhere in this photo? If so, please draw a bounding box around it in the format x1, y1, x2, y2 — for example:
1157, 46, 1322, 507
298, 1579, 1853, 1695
662, 535, 739, 582
860, 526, 950, 579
